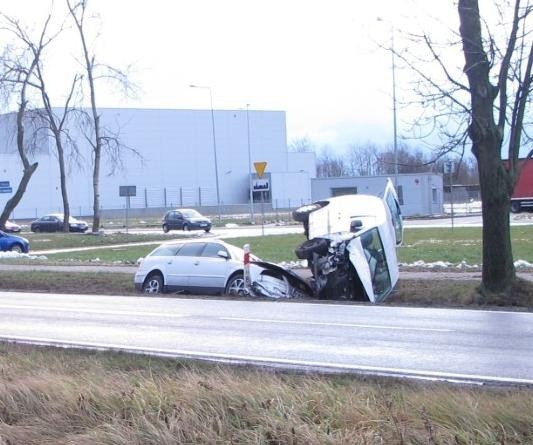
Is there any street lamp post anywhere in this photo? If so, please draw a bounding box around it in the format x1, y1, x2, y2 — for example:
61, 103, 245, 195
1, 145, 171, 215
391, 27, 399, 189
246, 104, 255, 223
377, 18, 399, 189
190, 84, 221, 222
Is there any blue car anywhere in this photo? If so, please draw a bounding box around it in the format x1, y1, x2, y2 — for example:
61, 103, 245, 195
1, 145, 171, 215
0, 230, 30, 253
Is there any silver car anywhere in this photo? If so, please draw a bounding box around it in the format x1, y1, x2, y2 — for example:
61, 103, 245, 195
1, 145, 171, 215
135, 239, 313, 298
135, 239, 246, 295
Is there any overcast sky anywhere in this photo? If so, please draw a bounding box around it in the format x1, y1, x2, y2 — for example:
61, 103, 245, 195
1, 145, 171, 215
2, 0, 462, 151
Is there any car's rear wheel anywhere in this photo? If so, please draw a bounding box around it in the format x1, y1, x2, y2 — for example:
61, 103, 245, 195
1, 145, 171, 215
162, 224, 169, 233
142, 273, 163, 294
204, 227, 211, 233
10, 244, 23, 253
225, 273, 245, 296
33, 227, 40, 233
183, 224, 190, 231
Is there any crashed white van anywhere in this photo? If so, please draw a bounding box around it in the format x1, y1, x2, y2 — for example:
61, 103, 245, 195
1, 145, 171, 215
291, 179, 403, 303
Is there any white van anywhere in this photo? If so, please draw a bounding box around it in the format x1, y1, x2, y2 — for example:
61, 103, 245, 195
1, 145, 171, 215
292, 179, 402, 303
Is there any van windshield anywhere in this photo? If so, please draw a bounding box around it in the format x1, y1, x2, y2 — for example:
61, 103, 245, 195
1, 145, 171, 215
360, 228, 392, 301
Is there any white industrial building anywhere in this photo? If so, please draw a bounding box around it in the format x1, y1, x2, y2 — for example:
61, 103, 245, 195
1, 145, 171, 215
311, 173, 444, 217
1, 107, 444, 220
0, 108, 315, 219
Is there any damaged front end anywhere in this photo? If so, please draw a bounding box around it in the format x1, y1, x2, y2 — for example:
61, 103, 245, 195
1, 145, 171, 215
291, 179, 403, 303
249, 261, 314, 299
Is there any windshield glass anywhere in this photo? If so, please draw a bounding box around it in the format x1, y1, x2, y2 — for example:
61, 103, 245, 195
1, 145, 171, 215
181, 209, 202, 218
360, 228, 391, 301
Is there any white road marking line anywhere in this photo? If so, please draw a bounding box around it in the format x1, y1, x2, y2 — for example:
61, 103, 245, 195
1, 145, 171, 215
0, 334, 530, 386
220, 317, 454, 332
0, 304, 186, 318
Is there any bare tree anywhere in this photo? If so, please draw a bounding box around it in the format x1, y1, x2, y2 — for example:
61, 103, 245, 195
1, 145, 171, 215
66, 0, 135, 233
460, 0, 531, 298
395, 0, 532, 299
1, 11, 82, 232
288, 136, 315, 152
316, 146, 347, 177
345, 143, 380, 176
0, 14, 55, 228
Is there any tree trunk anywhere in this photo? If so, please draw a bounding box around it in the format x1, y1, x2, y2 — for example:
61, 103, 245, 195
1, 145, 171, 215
458, 0, 516, 298
0, 99, 38, 225
0, 162, 39, 224
475, 139, 515, 295
56, 135, 71, 232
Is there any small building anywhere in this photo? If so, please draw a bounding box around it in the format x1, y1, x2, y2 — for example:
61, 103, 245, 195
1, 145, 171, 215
311, 173, 444, 217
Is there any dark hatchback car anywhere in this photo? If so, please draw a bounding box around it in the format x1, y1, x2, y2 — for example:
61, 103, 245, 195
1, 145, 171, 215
31, 214, 89, 233
162, 209, 212, 233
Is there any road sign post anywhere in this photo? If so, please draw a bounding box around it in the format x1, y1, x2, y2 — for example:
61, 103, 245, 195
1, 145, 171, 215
444, 162, 455, 230
119, 186, 136, 233
253, 162, 268, 236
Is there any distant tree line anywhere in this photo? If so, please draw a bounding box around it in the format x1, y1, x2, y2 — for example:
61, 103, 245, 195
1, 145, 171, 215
289, 137, 479, 185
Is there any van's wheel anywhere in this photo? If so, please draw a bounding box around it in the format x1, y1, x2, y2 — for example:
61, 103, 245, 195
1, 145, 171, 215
225, 273, 245, 296
511, 202, 521, 213
295, 237, 329, 259
292, 202, 324, 222
142, 273, 163, 294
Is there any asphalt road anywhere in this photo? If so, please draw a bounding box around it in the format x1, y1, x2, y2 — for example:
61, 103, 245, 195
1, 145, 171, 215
1, 291, 533, 386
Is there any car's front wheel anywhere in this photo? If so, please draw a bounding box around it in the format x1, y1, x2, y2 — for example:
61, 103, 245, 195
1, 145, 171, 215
183, 224, 190, 231
225, 273, 245, 296
162, 224, 169, 233
10, 244, 23, 253
142, 273, 164, 294
33, 227, 40, 233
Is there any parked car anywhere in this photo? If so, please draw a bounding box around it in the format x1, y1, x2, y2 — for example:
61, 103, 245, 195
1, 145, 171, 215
30, 214, 89, 233
1, 220, 21, 233
135, 239, 312, 297
0, 230, 30, 253
292, 179, 403, 303
162, 209, 212, 233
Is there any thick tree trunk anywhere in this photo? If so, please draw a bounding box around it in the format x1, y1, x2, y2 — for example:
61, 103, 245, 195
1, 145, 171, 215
475, 140, 515, 295
459, 0, 516, 298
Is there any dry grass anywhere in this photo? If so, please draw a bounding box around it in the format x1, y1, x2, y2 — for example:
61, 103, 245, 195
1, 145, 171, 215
0, 343, 532, 444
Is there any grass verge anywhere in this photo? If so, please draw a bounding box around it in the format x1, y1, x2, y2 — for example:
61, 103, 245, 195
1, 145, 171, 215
12, 226, 531, 266
0, 343, 531, 444
2, 270, 533, 309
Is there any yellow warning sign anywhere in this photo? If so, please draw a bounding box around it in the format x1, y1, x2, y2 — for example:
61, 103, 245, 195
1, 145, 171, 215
254, 161, 267, 178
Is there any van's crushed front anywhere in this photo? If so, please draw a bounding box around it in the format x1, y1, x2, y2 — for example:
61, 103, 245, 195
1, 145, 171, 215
287, 178, 403, 303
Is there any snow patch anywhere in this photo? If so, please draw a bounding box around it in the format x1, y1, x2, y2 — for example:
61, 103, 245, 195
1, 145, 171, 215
0, 251, 47, 260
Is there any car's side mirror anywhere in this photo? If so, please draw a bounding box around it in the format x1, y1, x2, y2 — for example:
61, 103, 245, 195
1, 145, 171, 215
350, 220, 363, 232
217, 250, 229, 259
